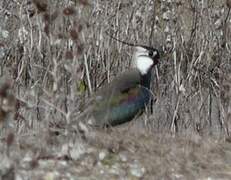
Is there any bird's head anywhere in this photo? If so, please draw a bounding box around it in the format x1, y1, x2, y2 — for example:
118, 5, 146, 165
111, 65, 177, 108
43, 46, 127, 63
132, 45, 160, 75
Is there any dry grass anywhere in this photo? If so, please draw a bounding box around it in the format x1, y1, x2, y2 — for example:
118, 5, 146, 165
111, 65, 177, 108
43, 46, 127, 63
0, 0, 231, 179
1, 0, 230, 135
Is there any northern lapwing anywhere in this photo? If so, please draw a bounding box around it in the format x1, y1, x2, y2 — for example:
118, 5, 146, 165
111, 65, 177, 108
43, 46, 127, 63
79, 40, 160, 128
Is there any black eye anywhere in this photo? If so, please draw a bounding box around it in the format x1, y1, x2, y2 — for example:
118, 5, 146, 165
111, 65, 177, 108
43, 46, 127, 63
149, 51, 153, 57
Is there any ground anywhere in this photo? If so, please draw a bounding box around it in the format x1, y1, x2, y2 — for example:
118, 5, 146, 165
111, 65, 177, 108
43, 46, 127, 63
1, 125, 231, 179
0, 0, 231, 179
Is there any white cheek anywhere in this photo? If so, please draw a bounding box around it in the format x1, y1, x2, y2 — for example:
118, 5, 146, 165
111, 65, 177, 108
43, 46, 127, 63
136, 56, 153, 75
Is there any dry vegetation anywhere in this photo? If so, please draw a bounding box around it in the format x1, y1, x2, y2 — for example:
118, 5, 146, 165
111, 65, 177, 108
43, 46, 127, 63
0, 0, 231, 179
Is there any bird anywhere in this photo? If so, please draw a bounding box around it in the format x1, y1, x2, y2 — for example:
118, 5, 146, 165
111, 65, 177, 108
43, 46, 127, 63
78, 45, 160, 128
